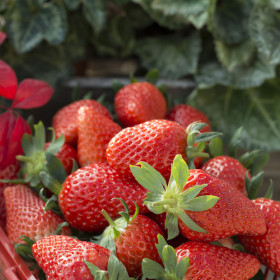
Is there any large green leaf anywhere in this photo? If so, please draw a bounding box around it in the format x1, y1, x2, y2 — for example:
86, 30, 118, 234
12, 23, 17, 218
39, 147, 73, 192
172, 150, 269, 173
196, 54, 275, 89
82, 0, 107, 33
135, 32, 201, 79
215, 39, 256, 72
63, 0, 80, 10
6, 1, 67, 53
190, 84, 280, 152
151, 0, 209, 29
249, 0, 280, 65
132, 0, 185, 30
208, 0, 255, 45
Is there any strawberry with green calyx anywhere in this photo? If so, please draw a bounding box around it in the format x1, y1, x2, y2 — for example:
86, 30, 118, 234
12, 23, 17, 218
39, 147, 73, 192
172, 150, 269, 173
130, 154, 267, 242
130, 154, 219, 240
58, 163, 149, 233
97, 199, 163, 277
32, 235, 110, 280
141, 234, 189, 280
85, 252, 137, 280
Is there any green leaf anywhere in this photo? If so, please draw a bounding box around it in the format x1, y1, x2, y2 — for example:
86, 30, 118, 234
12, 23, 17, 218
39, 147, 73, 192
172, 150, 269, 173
228, 127, 243, 158
248, 152, 270, 176
165, 212, 180, 240
155, 234, 168, 261
145, 69, 159, 85
130, 162, 167, 193
215, 40, 256, 72
181, 184, 206, 202
246, 172, 264, 200
46, 153, 67, 184
208, 137, 224, 158
132, 0, 185, 30
141, 259, 165, 279
195, 132, 223, 143
208, 0, 254, 45
107, 253, 130, 280
82, 0, 106, 33
64, 0, 80, 10
151, 0, 209, 29
45, 134, 64, 155
85, 261, 107, 280
191, 84, 280, 152
177, 210, 207, 233
135, 32, 201, 79
39, 171, 62, 196
264, 179, 274, 199
145, 192, 165, 214
175, 257, 189, 279
183, 195, 219, 212
249, 0, 280, 65
34, 122, 46, 151
6, 2, 67, 53
162, 245, 177, 272
21, 133, 35, 156
171, 155, 189, 193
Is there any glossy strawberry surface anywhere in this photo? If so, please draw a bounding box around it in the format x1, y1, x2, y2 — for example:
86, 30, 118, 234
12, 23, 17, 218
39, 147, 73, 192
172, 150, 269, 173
32, 235, 110, 280
0, 162, 20, 229
178, 169, 266, 241
202, 155, 248, 196
106, 119, 188, 179
4, 184, 71, 243
114, 81, 167, 127
176, 241, 260, 280
239, 198, 280, 276
166, 104, 211, 132
77, 106, 122, 166
52, 99, 112, 145
59, 163, 149, 232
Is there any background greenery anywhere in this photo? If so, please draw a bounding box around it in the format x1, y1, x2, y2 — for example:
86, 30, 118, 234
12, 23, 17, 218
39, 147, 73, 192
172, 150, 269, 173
1, 0, 280, 152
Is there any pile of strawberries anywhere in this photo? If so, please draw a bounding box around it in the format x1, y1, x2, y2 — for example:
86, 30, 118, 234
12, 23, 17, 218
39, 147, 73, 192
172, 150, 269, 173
1, 65, 279, 280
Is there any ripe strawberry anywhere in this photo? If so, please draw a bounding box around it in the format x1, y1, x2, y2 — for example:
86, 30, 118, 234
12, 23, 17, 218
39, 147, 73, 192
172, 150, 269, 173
131, 154, 266, 241
4, 184, 71, 243
0, 162, 20, 229
239, 198, 280, 276
32, 235, 110, 280
202, 155, 248, 196
175, 241, 260, 280
166, 104, 211, 132
106, 119, 188, 179
99, 201, 163, 277
114, 81, 167, 127
45, 142, 78, 174
58, 163, 149, 233
77, 106, 122, 166
52, 99, 112, 145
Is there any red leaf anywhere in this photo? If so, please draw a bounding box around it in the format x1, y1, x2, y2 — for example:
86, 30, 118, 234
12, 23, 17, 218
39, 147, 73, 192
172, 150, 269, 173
0, 60, 18, 100
0, 31, 6, 45
0, 111, 31, 169
11, 79, 54, 109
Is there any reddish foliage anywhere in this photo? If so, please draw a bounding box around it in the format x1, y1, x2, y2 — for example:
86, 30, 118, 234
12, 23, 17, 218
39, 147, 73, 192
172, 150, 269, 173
0, 60, 17, 100
0, 31, 6, 45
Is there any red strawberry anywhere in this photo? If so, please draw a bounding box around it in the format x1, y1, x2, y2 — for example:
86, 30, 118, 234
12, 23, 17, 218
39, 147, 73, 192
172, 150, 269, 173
178, 169, 266, 241
77, 106, 122, 166
0, 162, 20, 229
106, 119, 188, 179
166, 104, 211, 132
114, 81, 167, 127
32, 235, 110, 280
202, 155, 248, 196
45, 142, 78, 174
100, 201, 163, 277
58, 163, 149, 233
175, 241, 260, 280
4, 184, 71, 243
131, 154, 266, 242
52, 99, 112, 145
239, 198, 280, 276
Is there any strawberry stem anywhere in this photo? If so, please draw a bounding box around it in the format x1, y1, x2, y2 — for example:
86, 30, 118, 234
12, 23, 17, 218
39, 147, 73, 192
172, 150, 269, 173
101, 209, 117, 228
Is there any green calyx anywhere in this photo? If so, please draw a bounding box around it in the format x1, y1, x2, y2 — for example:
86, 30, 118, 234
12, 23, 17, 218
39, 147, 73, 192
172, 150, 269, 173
98, 199, 139, 251
142, 234, 189, 280
130, 154, 220, 240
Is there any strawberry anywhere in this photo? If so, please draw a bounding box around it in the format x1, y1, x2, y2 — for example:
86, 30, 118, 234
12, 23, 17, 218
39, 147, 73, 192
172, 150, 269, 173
202, 155, 248, 196
77, 106, 122, 166
106, 119, 188, 179
45, 142, 78, 174
32, 235, 110, 280
52, 99, 112, 146
175, 241, 260, 280
114, 81, 167, 127
4, 184, 71, 243
130, 154, 266, 241
0, 162, 20, 229
239, 198, 280, 276
58, 163, 149, 233
99, 200, 163, 277
166, 104, 211, 132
